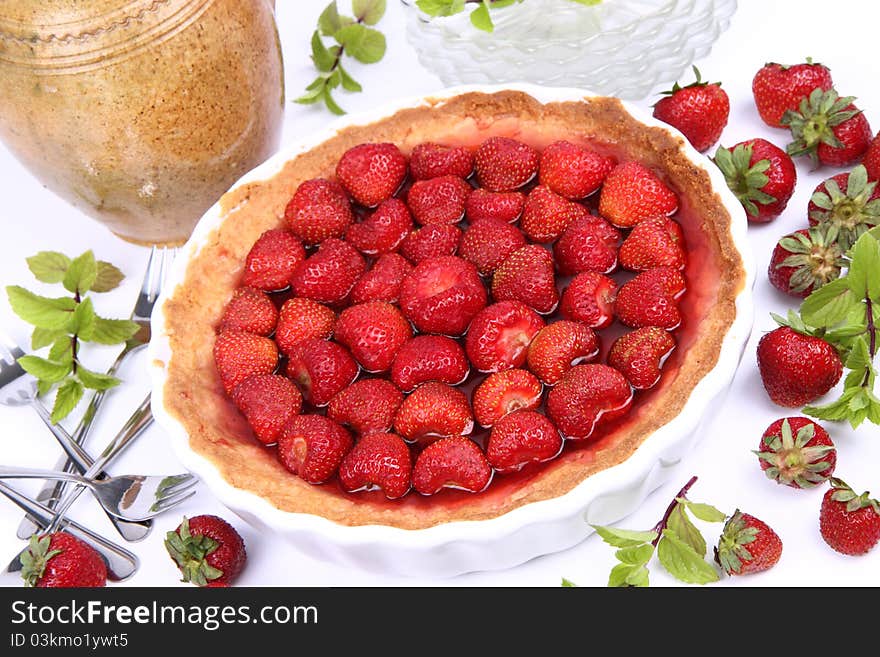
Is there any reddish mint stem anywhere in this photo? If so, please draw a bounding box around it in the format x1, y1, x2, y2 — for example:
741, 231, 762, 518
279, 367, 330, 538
862, 296, 876, 388
651, 475, 698, 547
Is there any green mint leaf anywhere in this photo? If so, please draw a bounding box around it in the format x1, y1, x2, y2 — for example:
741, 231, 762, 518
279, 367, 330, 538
62, 250, 97, 295
667, 504, 706, 557
804, 387, 861, 424
327, 68, 343, 90
679, 499, 727, 523
656, 530, 719, 585
310, 30, 337, 72
608, 563, 649, 587
322, 87, 346, 116
26, 251, 71, 284
296, 77, 328, 104
68, 297, 97, 337
318, 1, 352, 35
6, 286, 76, 330
79, 315, 140, 346
416, 0, 466, 17
91, 261, 125, 293
338, 64, 362, 92
50, 378, 83, 423
36, 378, 53, 397
847, 232, 880, 301
77, 366, 121, 391
469, 1, 494, 32
561, 578, 578, 587
801, 278, 858, 328
352, 0, 386, 25
568, 0, 602, 4
591, 524, 657, 548
335, 24, 386, 64
615, 543, 654, 566
47, 336, 73, 366
30, 327, 65, 351
17, 355, 71, 383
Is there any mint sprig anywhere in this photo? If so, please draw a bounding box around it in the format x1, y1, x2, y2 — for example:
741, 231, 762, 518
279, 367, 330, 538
5, 250, 138, 423
416, 0, 601, 33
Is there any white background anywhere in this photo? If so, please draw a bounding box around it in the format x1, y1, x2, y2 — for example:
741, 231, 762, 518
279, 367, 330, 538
0, 1, 878, 587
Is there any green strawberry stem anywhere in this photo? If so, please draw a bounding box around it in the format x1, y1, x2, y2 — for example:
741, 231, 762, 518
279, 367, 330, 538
650, 475, 698, 546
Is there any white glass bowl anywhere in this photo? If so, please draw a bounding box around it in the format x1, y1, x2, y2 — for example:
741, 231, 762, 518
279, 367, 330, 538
400, 0, 737, 99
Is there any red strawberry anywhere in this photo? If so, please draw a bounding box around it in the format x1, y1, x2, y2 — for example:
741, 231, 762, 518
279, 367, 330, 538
459, 218, 526, 276
715, 510, 782, 576
334, 301, 412, 372
219, 287, 278, 336
755, 417, 836, 489
335, 142, 407, 207
474, 136, 539, 192
465, 188, 525, 223
618, 217, 686, 271
472, 368, 543, 428
807, 166, 880, 250
560, 271, 617, 329
752, 59, 834, 128
400, 223, 462, 264
393, 381, 474, 443
492, 245, 559, 315
538, 140, 614, 199
398, 255, 487, 335
865, 132, 880, 181
607, 327, 676, 390
546, 364, 632, 441
290, 237, 365, 305
327, 378, 404, 434
284, 178, 353, 244
21, 533, 106, 588
345, 197, 413, 255
553, 215, 621, 276
465, 301, 545, 373
241, 228, 305, 291
390, 335, 469, 392
350, 253, 412, 304
525, 320, 600, 385
652, 67, 730, 152
412, 436, 492, 495
213, 330, 278, 394
486, 410, 562, 474
714, 139, 797, 223
614, 266, 686, 329
782, 89, 872, 167
338, 431, 412, 499
521, 185, 590, 243
756, 326, 843, 407
274, 298, 336, 356
232, 374, 302, 445
285, 338, 358, 407
768, 228, 844, 298
599, 161, 678, 228
819, 478, 880, 556
407, 175, 472, 225
165, 515, 246, 587
277, 414, 353, 484
409, 142, 474, 181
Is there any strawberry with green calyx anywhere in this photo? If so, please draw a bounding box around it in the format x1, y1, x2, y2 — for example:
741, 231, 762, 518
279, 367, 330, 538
768, 228, 845, 298
754, 417, 836, 489
808, 165, 880, 250
165, 515, 247, 587
752, 58, 834, 128
819, 478, 880, 556
652, 66, 730, 153
715, 510, 783, 576
714, 138, 796, 223
21, 533, 107, 588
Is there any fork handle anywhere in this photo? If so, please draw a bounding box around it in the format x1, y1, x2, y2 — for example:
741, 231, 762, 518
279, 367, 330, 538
0, 466, 92, 485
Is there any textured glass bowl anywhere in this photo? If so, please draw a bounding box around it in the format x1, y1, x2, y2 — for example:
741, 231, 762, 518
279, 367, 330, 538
400, 0, 737, 99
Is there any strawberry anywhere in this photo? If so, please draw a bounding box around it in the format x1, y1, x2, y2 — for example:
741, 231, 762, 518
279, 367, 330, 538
807, 166, 880, 250
327, 378, 403, 434
213, 330, 278, 394
231, 374, 302, 445
290, 237, 366, 305
521, 185, 591, 243
398, 255, 487, 336
865, 132, 880, 181
390, 334, 469, 392
345, 197, 413, 255
618, 216, 686, 271
338, 431, 412, 499
284, 178, 353, 244
607, 327, 676, 390
21, 533, 106, 588
752, 59, 833, 128
165, 515, 246, 587
599, 161, 678, 228
241, 228, 305, 291
407, 175, 472, 225
472, 368, 543, 428
399, 223, 462, 264
714, 139, 797, 224
652, 67, 730, 152
756, 326, 843, 407
491, 245, 559, 315
819, 478, 880, 556
412, 436, 492, 495
538, 139, 614, 200
553, 214, 621, 276
474, 136, 539, 192
335, 142, 407, 207
614, 266, 686, 329
274, 297, 336, 357
350, 253, 412, 304
409, 142, 474, 180
219, 287, 278, 336
559, 271, 617, 329
393, 381, 474, 443
459, 218, 526, 276
546, 364, 632, 441
715, 510, 782, 576
486, 410, 562, 474
768, 228, 844, 298
782, 89, 872, 167
755, 417, 836, 489
525, 320, 600, 385
465, 300, 545, 373
277, 414, 353, 484
285, 338, 358, 407
333, 301, 412, 372
465, 188, 525, 223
